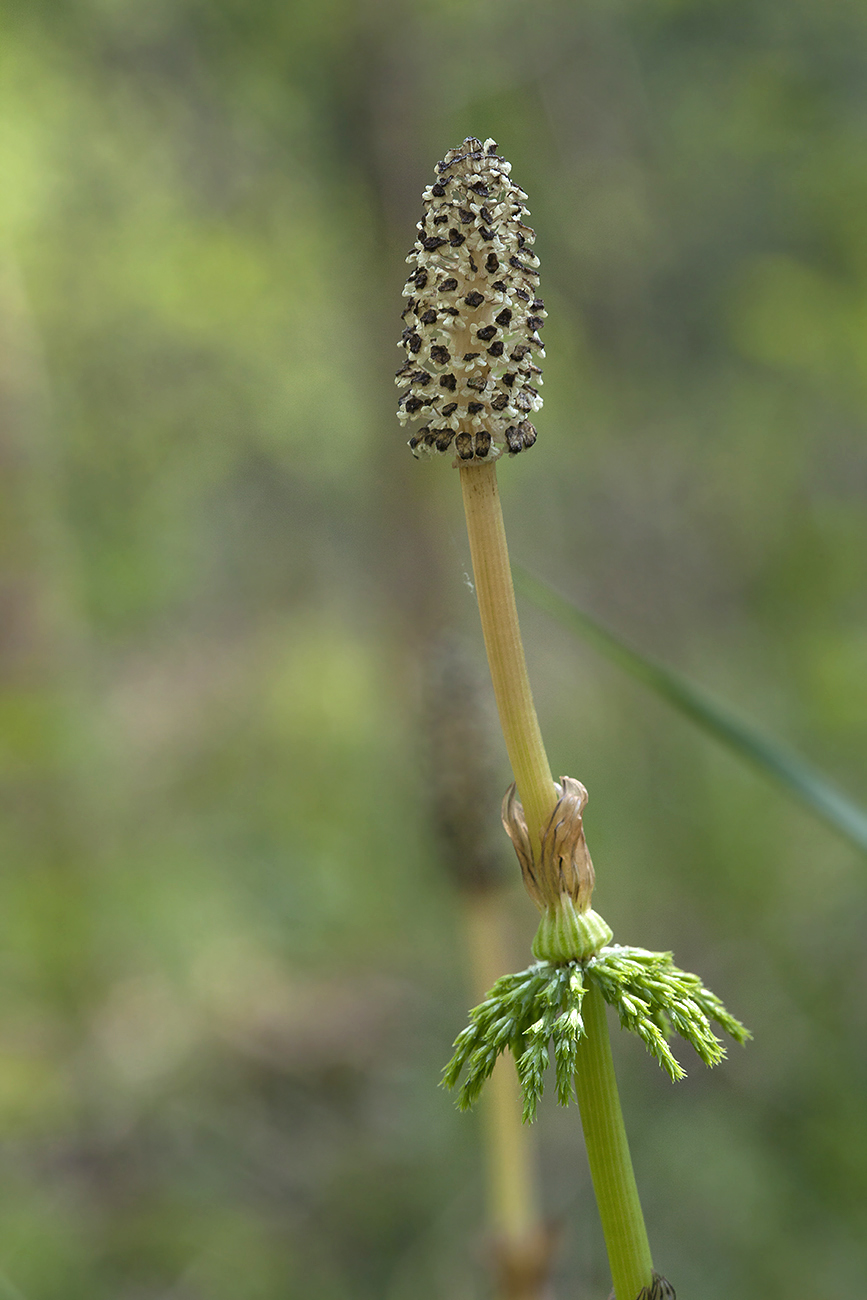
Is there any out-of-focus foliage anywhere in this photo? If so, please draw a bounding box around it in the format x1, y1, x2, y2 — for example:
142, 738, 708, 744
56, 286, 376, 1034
0, 1, 866, 1297
515, 566, 867, 852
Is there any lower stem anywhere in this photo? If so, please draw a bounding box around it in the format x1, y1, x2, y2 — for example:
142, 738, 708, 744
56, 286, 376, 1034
573, 985, 654, 1299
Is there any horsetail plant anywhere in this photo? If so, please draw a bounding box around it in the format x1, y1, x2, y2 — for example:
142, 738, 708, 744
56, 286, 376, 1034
397, 138, 749, 1300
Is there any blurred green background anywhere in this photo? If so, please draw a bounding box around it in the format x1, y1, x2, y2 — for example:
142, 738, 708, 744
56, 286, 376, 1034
1, 1, 866, 1296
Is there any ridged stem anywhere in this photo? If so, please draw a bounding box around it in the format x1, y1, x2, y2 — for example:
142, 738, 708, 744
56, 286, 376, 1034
459, 462, 557, 851
573, 984, 654, 1299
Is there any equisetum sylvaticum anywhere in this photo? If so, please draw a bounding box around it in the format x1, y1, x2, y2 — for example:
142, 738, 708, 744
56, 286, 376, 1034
397, 137, 749, 1300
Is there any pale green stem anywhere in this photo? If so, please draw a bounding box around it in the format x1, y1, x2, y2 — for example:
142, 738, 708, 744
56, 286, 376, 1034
574, 985, 654, 1299
459, 462, 557, 851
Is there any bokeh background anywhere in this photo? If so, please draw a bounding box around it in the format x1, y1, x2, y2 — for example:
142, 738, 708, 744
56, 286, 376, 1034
2, 1, 867, 1297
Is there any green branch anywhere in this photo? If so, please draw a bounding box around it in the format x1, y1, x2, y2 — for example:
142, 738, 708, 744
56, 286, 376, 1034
443, 947, 749, 1121
444, 944, 747, 1297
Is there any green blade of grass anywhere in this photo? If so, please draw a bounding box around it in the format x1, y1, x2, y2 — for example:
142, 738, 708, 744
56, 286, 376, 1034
513, 565, 867, 855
